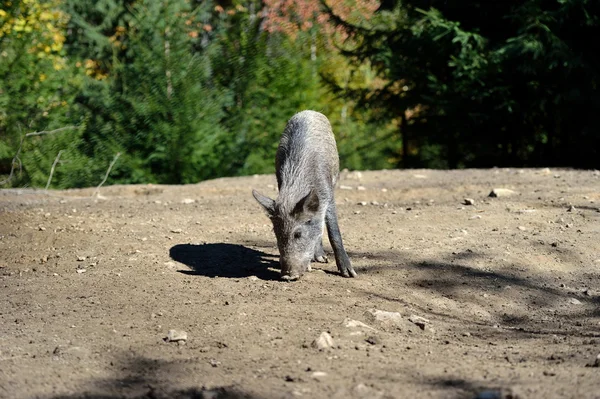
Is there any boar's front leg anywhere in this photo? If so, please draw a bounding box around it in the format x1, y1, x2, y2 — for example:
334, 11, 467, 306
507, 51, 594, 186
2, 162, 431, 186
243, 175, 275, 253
325, 201, 357, 278
313, 239, 328, 264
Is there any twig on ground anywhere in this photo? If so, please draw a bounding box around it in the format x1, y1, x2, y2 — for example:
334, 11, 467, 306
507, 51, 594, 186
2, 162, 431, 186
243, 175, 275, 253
45, 150, 64, 190
92, 152, 122, 197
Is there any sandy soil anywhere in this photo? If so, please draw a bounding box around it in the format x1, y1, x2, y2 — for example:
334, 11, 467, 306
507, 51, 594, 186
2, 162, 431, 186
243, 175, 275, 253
1, 168, 600, 399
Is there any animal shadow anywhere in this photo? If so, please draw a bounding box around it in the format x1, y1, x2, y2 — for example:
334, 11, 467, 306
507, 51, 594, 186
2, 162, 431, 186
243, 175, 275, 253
169, 243, 280, 280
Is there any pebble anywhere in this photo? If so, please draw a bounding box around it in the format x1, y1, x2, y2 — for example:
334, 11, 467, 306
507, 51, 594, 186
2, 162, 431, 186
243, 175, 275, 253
166, 329, 188, 342
357, 201, 367, 206
567, 205, 576, 212
357, 186, 366, 191
469, 215, 482, 220
364, 309, 414, 331
76, 268, 86, 274
312, 332, 334, 350
408, 315, 430, 330
489, 188, 516, 197
517, 226, 527, 231
568, 298, 582, 305
77, 256, 86, 262
170, 228, 182, 234
311, 371, 328, 380
181, 198, 195, 204
344, 319, 377, 331
340, 185, 353, 190
354, 383, 385, 399
365, 335, 381, 345
463, 198, 475, 205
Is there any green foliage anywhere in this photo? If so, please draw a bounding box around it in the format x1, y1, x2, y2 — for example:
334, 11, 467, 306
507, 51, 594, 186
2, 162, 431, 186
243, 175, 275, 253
0, 0, 84, 187
4, 0, 597, 189
328, 0, 600, 168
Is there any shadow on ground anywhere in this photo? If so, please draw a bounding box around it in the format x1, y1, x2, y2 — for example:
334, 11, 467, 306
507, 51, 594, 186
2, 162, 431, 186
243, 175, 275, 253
45, 355, 263, 399
354, 248, 600, 336
170, 243, 280, 280
50, 386, 258, 399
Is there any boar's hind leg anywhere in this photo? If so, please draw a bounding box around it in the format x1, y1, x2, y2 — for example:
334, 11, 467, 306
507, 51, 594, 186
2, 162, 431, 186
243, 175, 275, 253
325, 201, 357, 278
313, 239, 328, 263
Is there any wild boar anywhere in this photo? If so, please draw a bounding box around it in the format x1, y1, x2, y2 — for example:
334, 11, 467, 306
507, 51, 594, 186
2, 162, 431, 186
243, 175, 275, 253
252, 110, 357, 280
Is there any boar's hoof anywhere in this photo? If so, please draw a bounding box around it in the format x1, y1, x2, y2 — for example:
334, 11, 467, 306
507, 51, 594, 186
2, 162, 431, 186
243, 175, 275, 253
341, 267, 358, 278
281, 274, 301, 281
313, 255, 328, 263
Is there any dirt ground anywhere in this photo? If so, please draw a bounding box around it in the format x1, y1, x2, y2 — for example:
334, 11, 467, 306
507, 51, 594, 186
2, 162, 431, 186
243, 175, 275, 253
1, 168, 600, 399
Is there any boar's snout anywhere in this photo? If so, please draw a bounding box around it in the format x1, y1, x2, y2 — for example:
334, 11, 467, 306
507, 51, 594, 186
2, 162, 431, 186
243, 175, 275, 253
280, 273, 301, 281
279, 259, 308, 281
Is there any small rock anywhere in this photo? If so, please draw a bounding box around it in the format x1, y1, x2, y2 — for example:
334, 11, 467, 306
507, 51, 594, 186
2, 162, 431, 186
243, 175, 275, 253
516, 209, 536, 213
311, 371, 328, 380
312, 332, 334, 350
357, 201, 367, 206
164, 261, 177, 269
567, 205, 576, 212
517, 226, 527, 231
469, 215, 482, 220
170, 228, 182, 234
209, 359, 220, 367
166, 329, 188, 342
585, 353, 600, 367
344, 319, 377, 331
463, 198, 475, 205
181, 198, 195, 204
353, 383, 384, 399
364, 309, 414, 331
339, 185, 353, 190
408, 315, 430, 330
77, 256, 86, 262
76, 268, 87, 274
357, 186, 366, 191
248, 275, 259, 281
371, 201, 380, 206
489, 188, 516, 198
38, 226, 46, 231
568, 298, 582, 305
365, 336, 381, 345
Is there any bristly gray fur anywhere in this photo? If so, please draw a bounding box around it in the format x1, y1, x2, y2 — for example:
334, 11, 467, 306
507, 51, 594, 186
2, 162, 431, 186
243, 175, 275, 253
275, 110, 338, 216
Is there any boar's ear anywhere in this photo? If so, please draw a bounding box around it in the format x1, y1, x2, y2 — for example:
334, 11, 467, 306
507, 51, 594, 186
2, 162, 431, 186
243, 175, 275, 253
293, 189, 320, 218
252, 189, 276, 216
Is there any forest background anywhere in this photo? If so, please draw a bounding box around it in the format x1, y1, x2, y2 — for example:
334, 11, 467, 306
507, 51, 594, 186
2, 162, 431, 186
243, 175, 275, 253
1, 0, 598, 189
